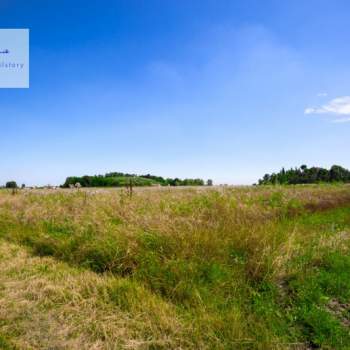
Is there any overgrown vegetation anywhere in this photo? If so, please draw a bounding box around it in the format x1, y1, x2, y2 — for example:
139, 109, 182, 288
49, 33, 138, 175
259, 164, 350, 185
62, 172, 206, 188
0, 185, 350, 349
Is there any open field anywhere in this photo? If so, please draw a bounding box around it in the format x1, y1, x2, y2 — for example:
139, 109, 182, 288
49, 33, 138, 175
0, 185, 350, 349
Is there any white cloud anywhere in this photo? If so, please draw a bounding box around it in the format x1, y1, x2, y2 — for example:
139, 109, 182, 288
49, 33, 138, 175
317, 92, 328, 97
332, 117, 350, 123
304, 107, 317, 114
305, 96, 350, 116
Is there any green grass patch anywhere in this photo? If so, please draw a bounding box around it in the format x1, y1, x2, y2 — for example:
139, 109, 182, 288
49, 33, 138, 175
0, 187, 350, 348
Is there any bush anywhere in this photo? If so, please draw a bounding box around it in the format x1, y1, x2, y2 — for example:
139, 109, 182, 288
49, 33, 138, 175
5, 181, 17, 189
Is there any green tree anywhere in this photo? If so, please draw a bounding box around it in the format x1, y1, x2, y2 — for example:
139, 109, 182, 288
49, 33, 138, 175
258, 165, 350, 185
5, 181, 18, 189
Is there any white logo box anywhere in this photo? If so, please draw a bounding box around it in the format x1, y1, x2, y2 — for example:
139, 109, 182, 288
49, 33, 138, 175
0, 29, 29, 88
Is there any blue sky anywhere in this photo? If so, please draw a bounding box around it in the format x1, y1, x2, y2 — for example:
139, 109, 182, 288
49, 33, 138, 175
0, 0, 350, 185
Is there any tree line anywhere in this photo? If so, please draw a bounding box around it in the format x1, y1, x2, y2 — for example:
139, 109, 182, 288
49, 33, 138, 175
62, 172, 210, 188
259, 165, 350, 185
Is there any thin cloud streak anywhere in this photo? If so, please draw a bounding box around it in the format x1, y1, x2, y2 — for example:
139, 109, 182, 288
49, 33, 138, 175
332, 117, 350, 123
305, 96, 350, 116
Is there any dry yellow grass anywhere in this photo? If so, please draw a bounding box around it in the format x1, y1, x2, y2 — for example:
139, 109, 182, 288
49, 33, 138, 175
0, 185, 349, 349
0, 241, 188, 350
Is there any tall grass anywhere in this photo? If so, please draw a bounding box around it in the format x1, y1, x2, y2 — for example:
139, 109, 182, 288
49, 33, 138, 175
0, 185, 350, 348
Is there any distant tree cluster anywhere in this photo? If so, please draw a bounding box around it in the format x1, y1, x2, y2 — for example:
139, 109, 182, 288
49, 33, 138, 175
259, 165, 350, 185
0, 182, 27, 190
62, 172, 207, 188
5, 181, 18, 189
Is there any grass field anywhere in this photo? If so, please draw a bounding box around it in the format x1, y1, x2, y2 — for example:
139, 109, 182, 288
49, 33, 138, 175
0, 185, 350, 349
